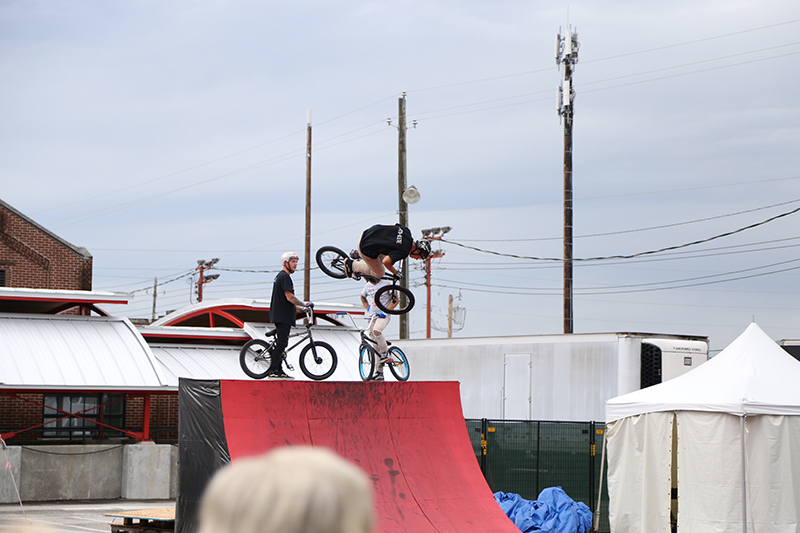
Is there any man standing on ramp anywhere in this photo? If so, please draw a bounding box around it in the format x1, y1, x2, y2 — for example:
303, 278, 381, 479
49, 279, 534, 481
266, 251, 310, 379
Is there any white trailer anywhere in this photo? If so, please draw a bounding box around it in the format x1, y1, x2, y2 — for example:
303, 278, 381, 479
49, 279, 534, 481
399, 332, 708, 422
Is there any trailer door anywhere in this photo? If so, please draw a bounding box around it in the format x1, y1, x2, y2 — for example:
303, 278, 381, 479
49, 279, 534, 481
503, 353, 531, 420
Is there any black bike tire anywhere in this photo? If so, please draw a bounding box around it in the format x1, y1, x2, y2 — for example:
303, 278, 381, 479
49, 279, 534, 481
387, 346, 410, 381
374, 284, 415, 315
315, 246, 349, 280
239, 338, 273, 379
299, 341, 338, 380
358, 344, 375, 381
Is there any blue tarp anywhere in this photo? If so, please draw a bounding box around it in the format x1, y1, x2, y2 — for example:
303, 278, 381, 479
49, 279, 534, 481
494, 487, 592, 533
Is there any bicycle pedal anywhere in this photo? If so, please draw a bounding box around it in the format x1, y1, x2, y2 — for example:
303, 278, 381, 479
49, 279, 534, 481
285, 363, 295, 371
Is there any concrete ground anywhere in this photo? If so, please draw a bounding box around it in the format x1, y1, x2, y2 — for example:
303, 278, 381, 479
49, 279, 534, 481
0, 500, 175, 533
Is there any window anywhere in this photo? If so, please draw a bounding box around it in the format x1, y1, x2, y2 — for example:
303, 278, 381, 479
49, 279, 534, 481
43, 394, 126, 439
0, 269, 6, 286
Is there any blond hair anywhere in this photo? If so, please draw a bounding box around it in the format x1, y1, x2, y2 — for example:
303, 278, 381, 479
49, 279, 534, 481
198, 446, 374, 533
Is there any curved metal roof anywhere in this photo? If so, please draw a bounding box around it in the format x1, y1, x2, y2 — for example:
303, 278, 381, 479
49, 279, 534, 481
0, 313, 169, 390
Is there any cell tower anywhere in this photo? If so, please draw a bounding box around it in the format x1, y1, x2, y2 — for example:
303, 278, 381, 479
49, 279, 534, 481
556, 26, 579, 334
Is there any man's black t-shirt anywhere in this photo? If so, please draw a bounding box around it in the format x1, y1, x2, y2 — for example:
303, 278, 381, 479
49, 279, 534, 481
359, 224, 414, 263
270, 270, 296, 325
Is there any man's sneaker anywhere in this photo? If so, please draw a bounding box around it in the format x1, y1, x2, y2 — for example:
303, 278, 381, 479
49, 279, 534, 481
344, 258, 354, 278
378, 354, 391, 364
372, 373, 385, 381
349, 249, 361, 260
266, 368, 294, 380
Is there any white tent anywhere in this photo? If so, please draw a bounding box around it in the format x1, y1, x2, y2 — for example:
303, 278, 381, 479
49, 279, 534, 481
604, 323, 800, 533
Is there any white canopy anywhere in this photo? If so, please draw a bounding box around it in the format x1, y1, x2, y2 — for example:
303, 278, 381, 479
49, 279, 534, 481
604, 323, 800, 533
606, 322, 800, 422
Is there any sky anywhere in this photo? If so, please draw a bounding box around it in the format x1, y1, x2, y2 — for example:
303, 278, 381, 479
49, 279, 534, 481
1, 0, 799, 354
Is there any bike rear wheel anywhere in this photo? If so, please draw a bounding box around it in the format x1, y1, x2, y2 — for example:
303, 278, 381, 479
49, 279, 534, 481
359, 344, 375, 381
375, 284, 415, 315
240, 339, 273, 379
316, 246, 349, 279
387, 346, 410, 381
299, 341, 337, 380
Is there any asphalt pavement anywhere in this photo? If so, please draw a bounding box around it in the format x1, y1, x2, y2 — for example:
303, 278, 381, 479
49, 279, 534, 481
0, 499, 175, 533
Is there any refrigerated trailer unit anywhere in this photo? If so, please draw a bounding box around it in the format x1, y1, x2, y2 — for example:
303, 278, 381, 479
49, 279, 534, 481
400, 332, 708, 422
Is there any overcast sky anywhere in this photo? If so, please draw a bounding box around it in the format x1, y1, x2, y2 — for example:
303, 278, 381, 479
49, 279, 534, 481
2, 0, 799, 353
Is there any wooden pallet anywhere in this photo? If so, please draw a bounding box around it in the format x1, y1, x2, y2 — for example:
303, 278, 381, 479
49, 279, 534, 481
107, 507, 175, 533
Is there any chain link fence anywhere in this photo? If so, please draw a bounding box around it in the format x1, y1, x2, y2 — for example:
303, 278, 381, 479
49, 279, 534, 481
466, 419, 609, 533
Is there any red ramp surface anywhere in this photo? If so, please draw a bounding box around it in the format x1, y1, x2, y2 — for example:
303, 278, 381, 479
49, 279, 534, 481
218, 380, 518, 533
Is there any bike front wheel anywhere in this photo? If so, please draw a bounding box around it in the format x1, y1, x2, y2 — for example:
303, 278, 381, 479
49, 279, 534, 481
316, 246, 349, 279
359, 344, 375, 381
240, 339, 273, 379
375, 284, 415, 315
387, 346, 410, 381
299, 341, 338, 380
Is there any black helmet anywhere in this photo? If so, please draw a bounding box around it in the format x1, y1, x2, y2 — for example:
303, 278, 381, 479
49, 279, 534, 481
414, 239, 432, 259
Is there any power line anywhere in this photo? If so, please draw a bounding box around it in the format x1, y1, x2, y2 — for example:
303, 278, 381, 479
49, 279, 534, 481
128, 270, 194, 294
456, 197, 800, 242
434, 260, 800, 296
440, 204, 800, 262
404, 19, 800, 94
582, 18, 800, 64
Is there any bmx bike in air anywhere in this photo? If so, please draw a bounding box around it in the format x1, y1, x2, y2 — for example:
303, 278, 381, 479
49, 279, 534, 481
315, 245, 416, 315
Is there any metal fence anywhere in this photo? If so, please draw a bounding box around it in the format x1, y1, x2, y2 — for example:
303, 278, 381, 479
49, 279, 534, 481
466, 419, 609, 533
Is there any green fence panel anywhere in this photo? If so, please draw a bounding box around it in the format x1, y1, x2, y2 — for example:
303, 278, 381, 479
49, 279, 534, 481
466, 418, 609, 533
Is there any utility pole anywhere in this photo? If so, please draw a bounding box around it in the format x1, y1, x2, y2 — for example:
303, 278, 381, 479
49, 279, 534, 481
389, 93, 419, 339
557, 26, 579, 334
447, 294, 453, 338
304, 109, 312, 302
397, 94, 410, 339
195, 258, 220, 303
151, 277, 157, 322
421, 226, 451, 338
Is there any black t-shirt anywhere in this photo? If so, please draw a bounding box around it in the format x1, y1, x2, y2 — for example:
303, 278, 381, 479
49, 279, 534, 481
359, 224, 413, 263
270, 270, 296, 325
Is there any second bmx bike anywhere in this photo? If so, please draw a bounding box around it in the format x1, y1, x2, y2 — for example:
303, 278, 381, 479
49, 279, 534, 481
239, 306, 337, 380
358, 324, 410, 381
315, 245, 416, 315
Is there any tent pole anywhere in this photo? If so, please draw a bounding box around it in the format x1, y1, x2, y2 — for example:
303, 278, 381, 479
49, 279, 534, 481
740, 415, 747, 533
593, 430, 607, 532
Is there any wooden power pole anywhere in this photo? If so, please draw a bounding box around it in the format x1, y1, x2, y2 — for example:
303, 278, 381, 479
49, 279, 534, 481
397, 94, 409, 339
304, 109, 312, 302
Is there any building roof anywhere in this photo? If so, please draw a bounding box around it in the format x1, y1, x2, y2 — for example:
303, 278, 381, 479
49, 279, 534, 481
0, 287, 129, 315
0, 313, 169, 391
0, 292, 366, 390
0, 198, 92, 260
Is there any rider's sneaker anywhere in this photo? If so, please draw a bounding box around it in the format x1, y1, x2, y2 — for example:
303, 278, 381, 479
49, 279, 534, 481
344, 258, 354, 278
349, 249, 361, 260
266, 368, 294, 380
378, 354, 391, 364
372, 373, 385, 381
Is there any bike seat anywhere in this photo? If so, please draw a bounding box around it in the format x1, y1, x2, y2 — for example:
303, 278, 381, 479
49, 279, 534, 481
264, 328, 277, 337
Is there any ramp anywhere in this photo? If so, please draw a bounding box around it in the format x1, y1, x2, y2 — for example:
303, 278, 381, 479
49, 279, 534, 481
177, 379, 517, 533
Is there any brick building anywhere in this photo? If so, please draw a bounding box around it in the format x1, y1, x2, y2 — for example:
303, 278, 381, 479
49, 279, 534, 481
0, 198, 92, 290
